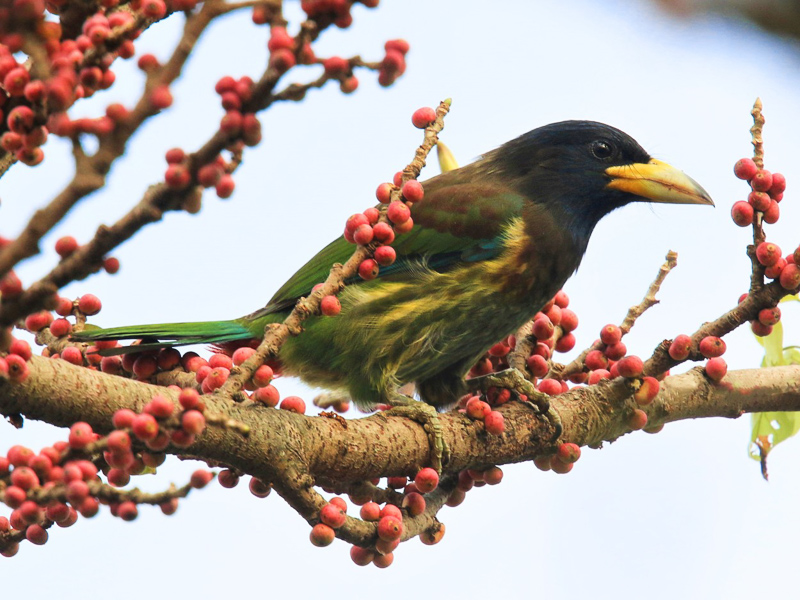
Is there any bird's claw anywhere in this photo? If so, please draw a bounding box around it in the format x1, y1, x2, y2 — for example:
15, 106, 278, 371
386, 395, 450, 473
468, 368, 562, 441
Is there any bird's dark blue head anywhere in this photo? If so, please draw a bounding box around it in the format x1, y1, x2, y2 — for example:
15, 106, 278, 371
486, 120, 713, 248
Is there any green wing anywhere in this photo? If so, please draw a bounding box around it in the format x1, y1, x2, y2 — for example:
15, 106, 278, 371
263, 171, 526, 313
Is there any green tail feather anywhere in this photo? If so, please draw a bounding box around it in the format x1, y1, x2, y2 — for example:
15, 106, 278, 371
71, 319, 260, 354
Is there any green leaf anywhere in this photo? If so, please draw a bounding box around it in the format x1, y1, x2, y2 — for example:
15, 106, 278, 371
749, 302, 800, 469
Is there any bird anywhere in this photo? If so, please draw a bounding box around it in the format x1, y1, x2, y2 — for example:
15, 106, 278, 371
72, 121, 712, 466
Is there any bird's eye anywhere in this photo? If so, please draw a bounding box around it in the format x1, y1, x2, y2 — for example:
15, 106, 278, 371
591, 141, 614, 160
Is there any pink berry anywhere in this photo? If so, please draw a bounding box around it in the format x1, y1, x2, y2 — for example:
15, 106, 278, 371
414, 467, 439, 493
9, 339, 31, 361
131, 413, 159, 440
374, 245, 396, 266
411, 107, 437, 129
556, 442, 581, 464
484, 410, 505, 435
358, 258, 379, 280
604, 341, 627, 361
748, 191, 771, 212
633, 376, 660, 406
616, 355, 643, 378
254, 384, 280, 407
705, 357, 727, 381
350, 546, 375, 566
190, 470, 214, 489
763, 200, 780, 224
751, 169, 773, 192
756, 242, 782, 267
309, 523, 335, 547
78, 293, 102, 315
280, 396, 306, 414
68, 422, 94, 449
320, 503, 347, 528
731, 200, 754, 227
377, 515, 403, 541
537, 378, 562, 395
401, 180, 424, 203
387, 201, 411, 225
181, 410, 206, 435
360, 502, 381, 521
628, 409, 648, 430
465, 396, 490, 419
780, 264, 800, 290
353, 223, 374, 245
698, 336, 725, 358
320, 295, 341, 316
6, 354, 29, 382
733, 158, 757, 180
375, 182, 394, 204
668, 334, 692, 361
55, 236, 79, 257
149, 85, 173, 110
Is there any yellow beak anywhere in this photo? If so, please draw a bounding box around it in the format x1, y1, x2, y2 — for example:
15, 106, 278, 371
605, 158, 714, 206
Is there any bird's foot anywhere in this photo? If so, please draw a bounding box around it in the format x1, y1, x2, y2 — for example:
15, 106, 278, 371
312, 390, 351, 410
385, 394, 450, 473
468, 368, 562, 441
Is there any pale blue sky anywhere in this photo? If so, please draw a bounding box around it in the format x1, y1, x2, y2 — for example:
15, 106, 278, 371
3, 1, 800, 597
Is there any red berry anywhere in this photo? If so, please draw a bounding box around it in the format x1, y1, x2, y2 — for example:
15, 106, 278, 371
763, 200, 780, 224
26, 524, 48, 545
7, 105, 34, 133
748, 191, 771, 212
411, 107, 437, 129
560, 309, 579, 332
165, 164, 190, 188
353, 223, 374, 245
555, 332, 576, 353
6, 354, 29, 382
779, 263, 800, 290
556, 442, 581, 464
252, 364, 274, 387
254, 384, 280, 406
731, 200, 754, 227
323, 56, 349, 77
350, 546, 375, 566
103, 257, 120, 274
699, 336, 725, 358
149, 85, 173, 110
604, 341, 627, 361
55, 236, 79, 257
769, 172, 787, 196
387, 201, 411, 225
190, 469, 214, 489
633, 376, 660, 406
358, 258, 379, 280
751, 320, 773, 337
25, 310, 53, 332
751, 169, 773, 192
401, 180, 424, 203
385, 39, 410, 55
465, 396, 490, 419
320, 503, 346, 528
377, 515, 403, 541
536, 378, 561, 395
616, 355, 643, 378
375, 182, 394, 204
374, 245, 396, 266
280, 396, 306, 414
756, 242, 782, 267
320, 295, 341, 316
309, 523, 335, 547
78, 293, 102, 315
733, 158, 757, 180
414, 467, 439, 493
131, 413, 159, 440
112, 409, 137, 429
758, 307, 781, 326
526, 354, 549, 378
9, 339, 31, 361
484, 410, 505, 435
68, 422, 94, 449
181, 410, 206, 435
668, 334, 692, 361
216, 174, 235, 199
628, 409, 648, 430
705, 357, 727, 381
